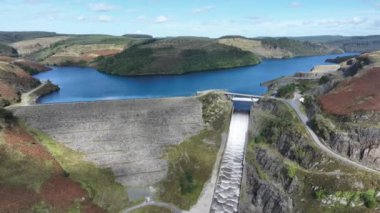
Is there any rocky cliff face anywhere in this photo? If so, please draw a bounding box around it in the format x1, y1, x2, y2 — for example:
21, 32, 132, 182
310, 113, 380, 170
241, 99, 380, 212
308, 53, 380, 170
240, 100, 314, 213
239, 147, 295, 213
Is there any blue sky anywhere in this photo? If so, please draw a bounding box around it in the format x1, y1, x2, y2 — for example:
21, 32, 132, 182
0, 0, 380, 37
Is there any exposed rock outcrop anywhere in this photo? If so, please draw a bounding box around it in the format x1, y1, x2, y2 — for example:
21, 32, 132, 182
318, 123, 380, 169
240, 99, 380, 212
239, 147, 294, 213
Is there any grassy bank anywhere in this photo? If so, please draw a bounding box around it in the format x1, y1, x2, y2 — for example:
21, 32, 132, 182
157, 92, 232, 209
27, 126, 130, 213
0, 133, 53, 192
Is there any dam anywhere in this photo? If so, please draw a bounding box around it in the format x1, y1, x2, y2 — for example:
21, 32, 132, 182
211, 95, 254, 213
12, 97, 208, 201
13, 92, 256, 212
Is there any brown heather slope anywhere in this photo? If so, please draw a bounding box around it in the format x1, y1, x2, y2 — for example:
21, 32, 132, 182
0, 123, 105, 213
319, 67, 380, 115
0, 57, 52, 105
0, 61, 40, 105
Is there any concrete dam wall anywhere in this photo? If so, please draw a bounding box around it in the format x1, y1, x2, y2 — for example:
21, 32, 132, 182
13, 97, 206, 199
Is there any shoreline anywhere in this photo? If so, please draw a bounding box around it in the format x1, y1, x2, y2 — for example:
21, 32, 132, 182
6, 81, 59, 109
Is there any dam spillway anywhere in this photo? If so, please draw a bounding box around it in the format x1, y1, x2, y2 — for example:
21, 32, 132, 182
211, 112, 249, 213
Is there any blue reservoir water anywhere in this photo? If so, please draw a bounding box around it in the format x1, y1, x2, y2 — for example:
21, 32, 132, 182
34, 53, 354, 103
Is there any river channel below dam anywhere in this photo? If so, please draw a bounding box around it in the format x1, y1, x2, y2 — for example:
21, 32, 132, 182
211, 112, 249, 213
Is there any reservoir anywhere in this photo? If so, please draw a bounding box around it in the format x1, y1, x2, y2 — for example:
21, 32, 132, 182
34, 53, 354, 103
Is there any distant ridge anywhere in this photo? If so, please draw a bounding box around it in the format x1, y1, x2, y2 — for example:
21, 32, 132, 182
0, 31, 61, 43
122, 34, 153, 39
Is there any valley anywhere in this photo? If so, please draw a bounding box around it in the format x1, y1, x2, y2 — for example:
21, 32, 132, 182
0, 30, 380, 213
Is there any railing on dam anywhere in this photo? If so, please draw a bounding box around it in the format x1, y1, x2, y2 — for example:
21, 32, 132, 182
210, 111, 250, 213
230, 97, 259, 113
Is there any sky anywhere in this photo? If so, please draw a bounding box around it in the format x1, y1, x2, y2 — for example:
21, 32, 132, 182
0, 0, 380, 37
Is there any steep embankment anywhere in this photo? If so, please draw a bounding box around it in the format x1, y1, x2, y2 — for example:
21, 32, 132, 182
240, 99, 380, 213
218, 37, 340, 59
96, 37, 260, 75
0, 109, 107, 212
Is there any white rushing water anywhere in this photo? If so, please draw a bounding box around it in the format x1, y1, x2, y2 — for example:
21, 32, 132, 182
211, 112, 249, 213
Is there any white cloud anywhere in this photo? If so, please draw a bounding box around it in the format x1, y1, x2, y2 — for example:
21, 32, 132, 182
290, 2, 301, 8
192, 6, 213, 14
137, 15, 146, 20
77, 15, 86, 21
352, 17, 366, 24
89, 2, 116, 12
155, 15, 169, 23
97, 15, 112, 22
127, 8, 137, 13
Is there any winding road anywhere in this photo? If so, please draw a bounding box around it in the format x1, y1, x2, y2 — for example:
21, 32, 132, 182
283, 93, 380, 175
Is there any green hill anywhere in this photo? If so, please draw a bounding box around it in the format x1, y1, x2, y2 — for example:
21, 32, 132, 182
96, 37, 261, 75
